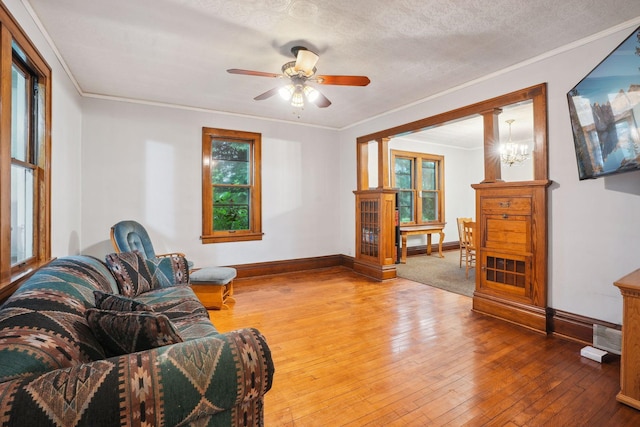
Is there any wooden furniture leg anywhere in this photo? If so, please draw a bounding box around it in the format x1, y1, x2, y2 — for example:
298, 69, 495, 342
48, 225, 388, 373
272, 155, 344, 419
401, 234, 408, 263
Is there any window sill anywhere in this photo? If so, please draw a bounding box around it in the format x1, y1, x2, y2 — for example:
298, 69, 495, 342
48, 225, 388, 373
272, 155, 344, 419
201, 232, 264, 244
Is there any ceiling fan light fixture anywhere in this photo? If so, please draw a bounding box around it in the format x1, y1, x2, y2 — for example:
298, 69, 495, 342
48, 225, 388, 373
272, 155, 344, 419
294, 49, 319, 77
303, 85, 319, 102
291, 87, 304, 108
282, 61, 297, 77
279, 84, 295, 100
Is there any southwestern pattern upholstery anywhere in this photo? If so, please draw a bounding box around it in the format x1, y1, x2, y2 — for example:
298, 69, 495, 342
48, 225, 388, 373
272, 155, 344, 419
105, 251, 154, 297
85, 308, 183, 356
146, 254, 190, 288
93, 290, 153, 312
0, 256, 274, 426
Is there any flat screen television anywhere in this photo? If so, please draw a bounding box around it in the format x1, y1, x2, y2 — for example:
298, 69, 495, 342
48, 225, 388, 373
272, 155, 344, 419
567, 26, 640, 180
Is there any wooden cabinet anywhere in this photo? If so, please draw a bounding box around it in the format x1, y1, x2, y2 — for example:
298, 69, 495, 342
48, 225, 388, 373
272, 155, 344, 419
471, 181, 550, 333
614, 269, 640, 410
353, 189, 397, 280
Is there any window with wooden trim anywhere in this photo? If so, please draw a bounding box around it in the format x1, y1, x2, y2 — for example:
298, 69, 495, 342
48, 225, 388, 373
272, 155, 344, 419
201, 127, 262, 243
0, 3, 52, 297
391, 150, 444, 225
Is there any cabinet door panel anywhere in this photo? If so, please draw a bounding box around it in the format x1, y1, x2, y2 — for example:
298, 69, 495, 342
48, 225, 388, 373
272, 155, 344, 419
481, 250, 531, 300
484, 215, 530, 253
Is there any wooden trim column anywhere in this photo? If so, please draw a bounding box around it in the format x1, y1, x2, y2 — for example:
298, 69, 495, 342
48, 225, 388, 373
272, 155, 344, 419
356, 140, 369, 191
481, 108, 502, 183
378, 137, 390, 189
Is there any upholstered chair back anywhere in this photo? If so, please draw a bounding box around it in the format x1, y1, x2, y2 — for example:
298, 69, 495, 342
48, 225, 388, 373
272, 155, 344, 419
110, 220, 157, 259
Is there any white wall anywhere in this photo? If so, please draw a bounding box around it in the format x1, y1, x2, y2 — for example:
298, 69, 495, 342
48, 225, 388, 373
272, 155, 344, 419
339, 21, 640, 325
80, 98, 342, 267
4, 0, 84, 258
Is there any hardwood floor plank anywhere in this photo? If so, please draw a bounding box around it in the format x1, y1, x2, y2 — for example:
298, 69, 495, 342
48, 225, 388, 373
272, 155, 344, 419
202, 267, 640, 426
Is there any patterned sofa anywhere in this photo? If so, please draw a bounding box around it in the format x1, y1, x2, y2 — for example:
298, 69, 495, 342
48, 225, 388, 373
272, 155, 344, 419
0, 255, 274, 426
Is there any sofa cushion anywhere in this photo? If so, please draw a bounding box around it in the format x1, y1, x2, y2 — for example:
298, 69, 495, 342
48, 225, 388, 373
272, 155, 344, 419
105, 251, 154, 297
146, 255, 190, 289
86, 308, 183, 356
93, 290, 153, 312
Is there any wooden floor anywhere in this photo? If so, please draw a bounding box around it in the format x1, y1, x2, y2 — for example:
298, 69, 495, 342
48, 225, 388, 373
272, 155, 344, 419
204, 266, 640, 426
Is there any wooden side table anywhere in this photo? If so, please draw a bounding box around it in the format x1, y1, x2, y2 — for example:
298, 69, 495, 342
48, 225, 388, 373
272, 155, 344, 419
614, 268, 640, 410
399, 224, 445, 263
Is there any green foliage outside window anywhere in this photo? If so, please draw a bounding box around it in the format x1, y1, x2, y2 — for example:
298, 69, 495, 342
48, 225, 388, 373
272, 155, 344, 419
212, 140, 250, 231
395, 158, 414, 223
421, 160, 437, 221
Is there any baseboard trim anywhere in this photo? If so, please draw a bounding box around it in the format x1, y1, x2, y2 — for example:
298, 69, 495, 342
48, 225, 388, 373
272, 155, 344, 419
472, 292, 548, 334
230, 254, 349, 279
547, 308, 621, 346
229, 253, 620, 345
352, 259, 397, 281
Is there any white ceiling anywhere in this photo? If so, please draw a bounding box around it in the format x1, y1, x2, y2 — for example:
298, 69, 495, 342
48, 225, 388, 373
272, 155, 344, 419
24, 0, 640, 129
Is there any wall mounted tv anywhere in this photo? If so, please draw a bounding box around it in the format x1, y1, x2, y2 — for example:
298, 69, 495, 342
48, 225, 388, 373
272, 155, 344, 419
567, 26, 640, 180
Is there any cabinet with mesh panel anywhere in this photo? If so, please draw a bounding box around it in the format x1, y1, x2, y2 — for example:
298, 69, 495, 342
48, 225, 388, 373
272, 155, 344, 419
472, 181, 549, 333
354, 189, 397, 280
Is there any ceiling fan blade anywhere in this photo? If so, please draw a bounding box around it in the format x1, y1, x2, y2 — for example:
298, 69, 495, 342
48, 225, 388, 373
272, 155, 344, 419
227, 68, 282, 79
254, 87, 280, 101
315, 75, 371, 86
311, 90, 332, 108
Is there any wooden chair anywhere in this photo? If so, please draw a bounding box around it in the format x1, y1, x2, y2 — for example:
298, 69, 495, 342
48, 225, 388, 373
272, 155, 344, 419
457, 217, 472, 268
462, 221, 477, 279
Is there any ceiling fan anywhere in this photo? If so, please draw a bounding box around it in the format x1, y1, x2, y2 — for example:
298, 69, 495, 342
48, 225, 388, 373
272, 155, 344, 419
227, 46, 370, 108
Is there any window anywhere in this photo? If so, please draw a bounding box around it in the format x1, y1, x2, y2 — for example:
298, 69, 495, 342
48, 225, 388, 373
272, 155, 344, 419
0, 3, 52, 296
391, 150, 444, 225
201, 128, 262, 243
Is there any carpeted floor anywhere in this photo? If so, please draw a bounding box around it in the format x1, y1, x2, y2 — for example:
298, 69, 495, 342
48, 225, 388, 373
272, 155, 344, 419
395, 249, 475, 297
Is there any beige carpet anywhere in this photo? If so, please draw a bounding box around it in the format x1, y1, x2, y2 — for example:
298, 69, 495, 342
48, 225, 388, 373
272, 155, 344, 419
395, 249, 475, 297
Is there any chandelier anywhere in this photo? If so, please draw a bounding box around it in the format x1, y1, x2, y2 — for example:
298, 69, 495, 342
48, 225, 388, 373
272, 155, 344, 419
500, 119, 531, 166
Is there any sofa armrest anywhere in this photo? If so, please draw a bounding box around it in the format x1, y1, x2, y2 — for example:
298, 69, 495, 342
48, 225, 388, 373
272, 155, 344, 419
0, 328, 274, 427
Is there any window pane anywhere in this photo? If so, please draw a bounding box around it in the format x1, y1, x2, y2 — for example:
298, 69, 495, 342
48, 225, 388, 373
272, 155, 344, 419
11, 64, 29, 162
398, 190, 414, 223
395, 158, 412, 174
394, 158, 413, 189
422, 191, 437, 222
213, 186, 250, 230
422, 160, 436, 190
11, 165, 34, 265
211, 140, 249, 185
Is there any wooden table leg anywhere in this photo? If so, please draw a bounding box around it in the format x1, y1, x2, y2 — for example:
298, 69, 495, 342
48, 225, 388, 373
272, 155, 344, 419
438, 232, 445, 257
401, 234, 408, 263
426, 234, 432, 255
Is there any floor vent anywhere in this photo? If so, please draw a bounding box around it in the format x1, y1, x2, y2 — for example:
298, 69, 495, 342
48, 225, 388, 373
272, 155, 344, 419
593, 324, 622, 355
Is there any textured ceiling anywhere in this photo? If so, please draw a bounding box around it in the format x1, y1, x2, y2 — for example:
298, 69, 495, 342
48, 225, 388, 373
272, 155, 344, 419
24, 0, 640, 129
